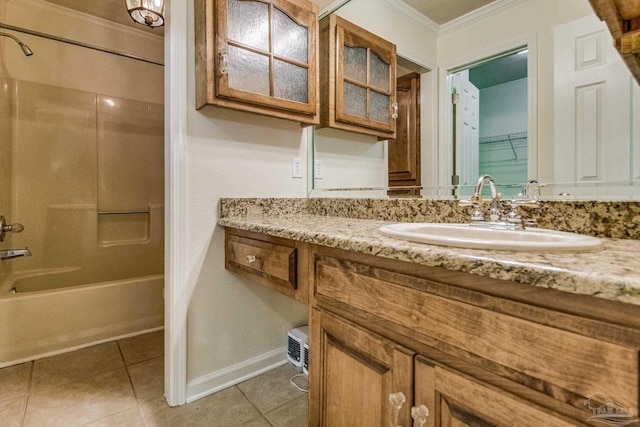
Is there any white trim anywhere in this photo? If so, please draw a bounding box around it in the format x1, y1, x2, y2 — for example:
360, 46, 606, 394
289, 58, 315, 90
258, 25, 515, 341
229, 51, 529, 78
186, 348, 288, 403
439, 0, 526, 35
164, 0, 188, 407
438, 34, 538, 187
7, 0, 163, 43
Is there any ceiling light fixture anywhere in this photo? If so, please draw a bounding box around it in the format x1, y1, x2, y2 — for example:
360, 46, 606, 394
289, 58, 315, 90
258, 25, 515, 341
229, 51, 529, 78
126, 0, 165, 28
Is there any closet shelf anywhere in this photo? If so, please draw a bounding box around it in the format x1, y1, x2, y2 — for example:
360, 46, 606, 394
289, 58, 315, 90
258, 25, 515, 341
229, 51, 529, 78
479, 131, 527, 144
479, 131, 527, 161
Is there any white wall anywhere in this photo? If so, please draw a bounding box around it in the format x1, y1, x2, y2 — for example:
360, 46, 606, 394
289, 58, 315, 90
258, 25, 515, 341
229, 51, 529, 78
167, 0, 309, 403
336, 0, 438, 69
478, 78, 528, 191
479, 78, 527, 138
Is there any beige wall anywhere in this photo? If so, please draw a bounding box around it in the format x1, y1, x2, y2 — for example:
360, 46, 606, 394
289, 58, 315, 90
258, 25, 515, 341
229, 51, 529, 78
181, 1, 309, 398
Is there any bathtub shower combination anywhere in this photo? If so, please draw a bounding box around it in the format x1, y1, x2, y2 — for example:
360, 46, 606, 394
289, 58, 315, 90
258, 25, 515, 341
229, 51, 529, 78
0, 20, 165, 366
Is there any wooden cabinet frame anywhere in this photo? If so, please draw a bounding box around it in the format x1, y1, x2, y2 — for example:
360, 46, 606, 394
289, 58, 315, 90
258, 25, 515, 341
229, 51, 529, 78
319, 14, 397, 138
195, 0, 319, 124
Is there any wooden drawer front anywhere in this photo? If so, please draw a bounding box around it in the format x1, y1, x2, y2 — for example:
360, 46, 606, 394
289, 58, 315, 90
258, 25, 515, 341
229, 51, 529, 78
414, 359, 585, 427
314, 255, 639, 412
226, 235, 296, 289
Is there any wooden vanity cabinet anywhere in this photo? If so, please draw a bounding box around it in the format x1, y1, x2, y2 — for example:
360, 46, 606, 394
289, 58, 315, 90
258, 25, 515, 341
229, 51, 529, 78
319, 15, 397, 138
224, 228, 309, 304
195, 0, 319, 124
308, 245, 640, 427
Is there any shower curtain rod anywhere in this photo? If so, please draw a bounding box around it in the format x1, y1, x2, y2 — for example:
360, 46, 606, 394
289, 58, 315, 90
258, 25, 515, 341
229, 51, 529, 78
0, 22, 164, 67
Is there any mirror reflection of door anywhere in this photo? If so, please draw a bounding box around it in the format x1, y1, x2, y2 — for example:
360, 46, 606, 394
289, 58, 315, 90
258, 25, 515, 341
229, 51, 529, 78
450, 48, 528, 198
388, 72, 421, 197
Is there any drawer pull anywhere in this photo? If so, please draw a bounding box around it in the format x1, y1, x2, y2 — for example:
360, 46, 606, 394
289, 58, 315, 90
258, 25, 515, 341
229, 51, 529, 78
246, 255, 257, 263
411, 405, 429, 427
388, 392, 406, 427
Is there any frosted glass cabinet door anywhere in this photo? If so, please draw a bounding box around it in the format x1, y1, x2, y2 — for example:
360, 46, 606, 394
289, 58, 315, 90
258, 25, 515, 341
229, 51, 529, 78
320, 14, 397, 138
195, 0, 319, 124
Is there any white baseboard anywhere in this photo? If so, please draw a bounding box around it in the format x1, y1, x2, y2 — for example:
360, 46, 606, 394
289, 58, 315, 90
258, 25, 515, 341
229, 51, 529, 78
186, 346, 288, 403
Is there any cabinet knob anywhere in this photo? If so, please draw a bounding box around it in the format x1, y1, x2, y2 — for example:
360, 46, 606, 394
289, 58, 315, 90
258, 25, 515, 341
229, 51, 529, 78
388, 392, 406, 427
411, 405, 429, 427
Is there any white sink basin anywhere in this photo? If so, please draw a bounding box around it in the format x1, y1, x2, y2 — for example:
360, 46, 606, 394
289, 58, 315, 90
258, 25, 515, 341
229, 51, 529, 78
378, 223, 604, 252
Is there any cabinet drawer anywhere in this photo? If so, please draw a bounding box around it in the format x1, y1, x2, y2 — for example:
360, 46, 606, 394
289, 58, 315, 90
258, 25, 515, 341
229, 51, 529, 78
227, 234, 296, 288
314, 254, 639, 413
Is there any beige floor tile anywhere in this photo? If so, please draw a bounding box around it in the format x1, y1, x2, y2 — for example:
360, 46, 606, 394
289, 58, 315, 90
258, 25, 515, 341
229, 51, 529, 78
265, 395, 308, 427
140, 386, 262, 427
79, 406, 146, 427
128, 356, 164, 401
119, 330, 164, 365
24, 368, 137, 427
0, 396, 27, 427
0, 362, 31, 402
238, 364, 307, 414
31, 342, 124, 392
242, 416, 273, 426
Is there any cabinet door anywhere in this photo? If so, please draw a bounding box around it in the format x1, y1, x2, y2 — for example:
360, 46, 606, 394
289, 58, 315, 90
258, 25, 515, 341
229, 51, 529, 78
320, 15, 397, 138
388, 72, 421, 196
309, 308, 414, 427
195, 0, 319, 124
414, 358, 585, 427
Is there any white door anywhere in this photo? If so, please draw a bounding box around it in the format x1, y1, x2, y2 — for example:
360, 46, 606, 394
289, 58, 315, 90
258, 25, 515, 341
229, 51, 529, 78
452, 70, 480, 189
554, 15, 638, 184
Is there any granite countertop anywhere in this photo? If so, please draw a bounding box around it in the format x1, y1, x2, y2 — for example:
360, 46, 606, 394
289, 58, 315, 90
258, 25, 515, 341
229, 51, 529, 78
218, 213, 640, 306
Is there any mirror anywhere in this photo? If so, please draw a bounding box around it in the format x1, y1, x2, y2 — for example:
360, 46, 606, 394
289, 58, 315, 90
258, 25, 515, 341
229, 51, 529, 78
311, 0, 640, 200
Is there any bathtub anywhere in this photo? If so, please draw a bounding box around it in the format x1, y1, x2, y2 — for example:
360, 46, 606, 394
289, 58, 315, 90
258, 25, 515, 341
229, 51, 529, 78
0, 271, 164, 367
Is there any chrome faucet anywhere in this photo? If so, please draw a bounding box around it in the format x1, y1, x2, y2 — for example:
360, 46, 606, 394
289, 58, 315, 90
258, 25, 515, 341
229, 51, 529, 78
0, 248, 31, 260
460, 174, 503, 222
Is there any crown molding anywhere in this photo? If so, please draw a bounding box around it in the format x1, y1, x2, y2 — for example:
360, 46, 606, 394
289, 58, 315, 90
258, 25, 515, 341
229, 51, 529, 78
371, 0, 440, 34
7, 0, 163, 44
439, 0, 527, 35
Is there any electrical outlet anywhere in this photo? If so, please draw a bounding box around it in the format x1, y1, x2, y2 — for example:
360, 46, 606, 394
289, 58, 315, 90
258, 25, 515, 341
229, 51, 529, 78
292, 157, 303, 178
314, 159, 323, 179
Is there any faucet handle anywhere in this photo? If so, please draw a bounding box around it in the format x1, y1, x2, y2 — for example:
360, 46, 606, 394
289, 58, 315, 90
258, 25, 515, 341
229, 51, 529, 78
0, 216, 25, 242
458, 198, 484, 221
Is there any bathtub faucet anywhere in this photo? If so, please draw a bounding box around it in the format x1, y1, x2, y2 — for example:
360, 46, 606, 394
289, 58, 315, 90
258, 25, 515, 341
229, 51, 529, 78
0, 248, 31, 260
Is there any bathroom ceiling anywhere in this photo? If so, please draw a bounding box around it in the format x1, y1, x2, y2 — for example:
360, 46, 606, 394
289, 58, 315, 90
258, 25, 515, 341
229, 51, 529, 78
44, 0, 499, 35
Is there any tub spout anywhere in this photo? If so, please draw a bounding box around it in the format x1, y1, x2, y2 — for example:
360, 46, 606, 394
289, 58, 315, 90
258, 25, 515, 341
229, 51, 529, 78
0, 248, 31, 260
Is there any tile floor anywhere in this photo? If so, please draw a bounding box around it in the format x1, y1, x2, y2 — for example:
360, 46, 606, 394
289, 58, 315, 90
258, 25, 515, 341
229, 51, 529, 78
0, 330, 309, 426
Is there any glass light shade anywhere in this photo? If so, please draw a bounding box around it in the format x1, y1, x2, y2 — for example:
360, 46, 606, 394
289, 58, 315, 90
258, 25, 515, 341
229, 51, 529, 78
126, 0, 165, 28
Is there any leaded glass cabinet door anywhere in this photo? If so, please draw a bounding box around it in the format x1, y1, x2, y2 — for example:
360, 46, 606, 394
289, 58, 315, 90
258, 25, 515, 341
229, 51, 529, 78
319, 15, 397, 138
195, 0, 319, 125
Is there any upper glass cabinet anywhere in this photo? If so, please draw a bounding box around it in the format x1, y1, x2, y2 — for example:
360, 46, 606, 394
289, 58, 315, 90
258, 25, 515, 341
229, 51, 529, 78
195, 0, 319, 124
319, 15, 397, 138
